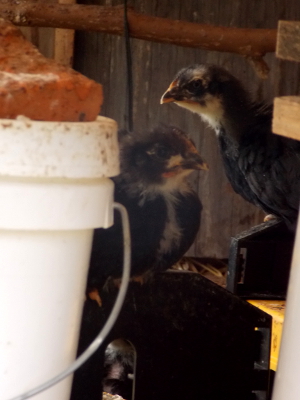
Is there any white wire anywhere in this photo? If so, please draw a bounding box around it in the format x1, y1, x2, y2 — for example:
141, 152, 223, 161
7, 202, 131, 400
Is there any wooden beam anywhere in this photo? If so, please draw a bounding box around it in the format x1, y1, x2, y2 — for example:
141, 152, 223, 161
0, 1, 276, 58
272, 96, 300, 141
276, 20, 300, 62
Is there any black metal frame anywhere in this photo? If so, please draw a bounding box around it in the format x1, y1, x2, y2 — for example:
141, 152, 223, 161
227, 220, 294, 299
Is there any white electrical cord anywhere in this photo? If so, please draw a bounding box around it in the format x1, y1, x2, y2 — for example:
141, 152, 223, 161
8, 202, 131, 400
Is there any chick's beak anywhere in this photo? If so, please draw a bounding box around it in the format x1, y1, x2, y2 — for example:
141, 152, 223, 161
163, 150, 208, 179
163, 138, 208, 176
181, 139, 209, 171
160, 80, 178, 104
181, 152, 209, 171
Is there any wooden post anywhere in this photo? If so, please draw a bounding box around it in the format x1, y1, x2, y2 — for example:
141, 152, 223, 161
276, 20, 300, 62
272, 96, 300, 141
54, 0, 76, 67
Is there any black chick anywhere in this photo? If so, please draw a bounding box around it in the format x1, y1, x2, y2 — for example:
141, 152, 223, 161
161, 64, 300, 228
102, 339, 134, 399
88, 125, 207, 290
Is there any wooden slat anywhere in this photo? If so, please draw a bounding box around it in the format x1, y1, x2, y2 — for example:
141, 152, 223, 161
273, 96, 300, 141
19, 0, 56, 59
54, 0, 76, 67
276, 20, 300, 62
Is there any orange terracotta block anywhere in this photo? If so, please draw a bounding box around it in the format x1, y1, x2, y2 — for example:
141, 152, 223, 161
0, 19, 103, 122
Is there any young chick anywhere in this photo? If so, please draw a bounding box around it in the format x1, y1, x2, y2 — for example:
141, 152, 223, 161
87, 125, 207, 290
102, 339, 134, 399
161, 64, 300, 228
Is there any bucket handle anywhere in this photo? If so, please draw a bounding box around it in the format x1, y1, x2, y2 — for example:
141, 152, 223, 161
8, 202, 131, 400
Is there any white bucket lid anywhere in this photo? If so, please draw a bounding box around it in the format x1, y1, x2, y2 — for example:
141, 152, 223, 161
0, 116, 119, 229
0, 116, 119, 179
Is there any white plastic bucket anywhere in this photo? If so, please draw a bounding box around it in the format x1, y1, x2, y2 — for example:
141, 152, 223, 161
0, 116, 119, 400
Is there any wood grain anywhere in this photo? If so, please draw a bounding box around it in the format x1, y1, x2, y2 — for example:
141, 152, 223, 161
18, 0, 57, 59
277, 20, 300, 62
54, 0, 76, 66
273, 96, 300, 140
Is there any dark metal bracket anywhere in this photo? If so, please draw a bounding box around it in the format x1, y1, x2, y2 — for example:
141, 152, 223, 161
227, 220, 294, 299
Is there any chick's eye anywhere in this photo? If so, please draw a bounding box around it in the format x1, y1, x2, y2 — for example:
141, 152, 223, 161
146, 144, 171, 159
156, 146, 169, 159
192, 79, 202, 88
186, 79, 203, 94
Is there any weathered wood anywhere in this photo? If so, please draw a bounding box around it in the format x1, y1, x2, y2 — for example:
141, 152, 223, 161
54, 0, 76, 66
18, 0, 57, 59
276, 20, 300, 62
0, 1, 277, 58
272, 96, 300, 140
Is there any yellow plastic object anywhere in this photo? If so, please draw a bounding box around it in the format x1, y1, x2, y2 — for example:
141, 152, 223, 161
248, 300, 285, 371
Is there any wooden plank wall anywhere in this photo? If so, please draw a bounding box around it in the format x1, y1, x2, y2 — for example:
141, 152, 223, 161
19, 0, 75, 66
19, 0, 57, 59
73, 0, 300, 259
